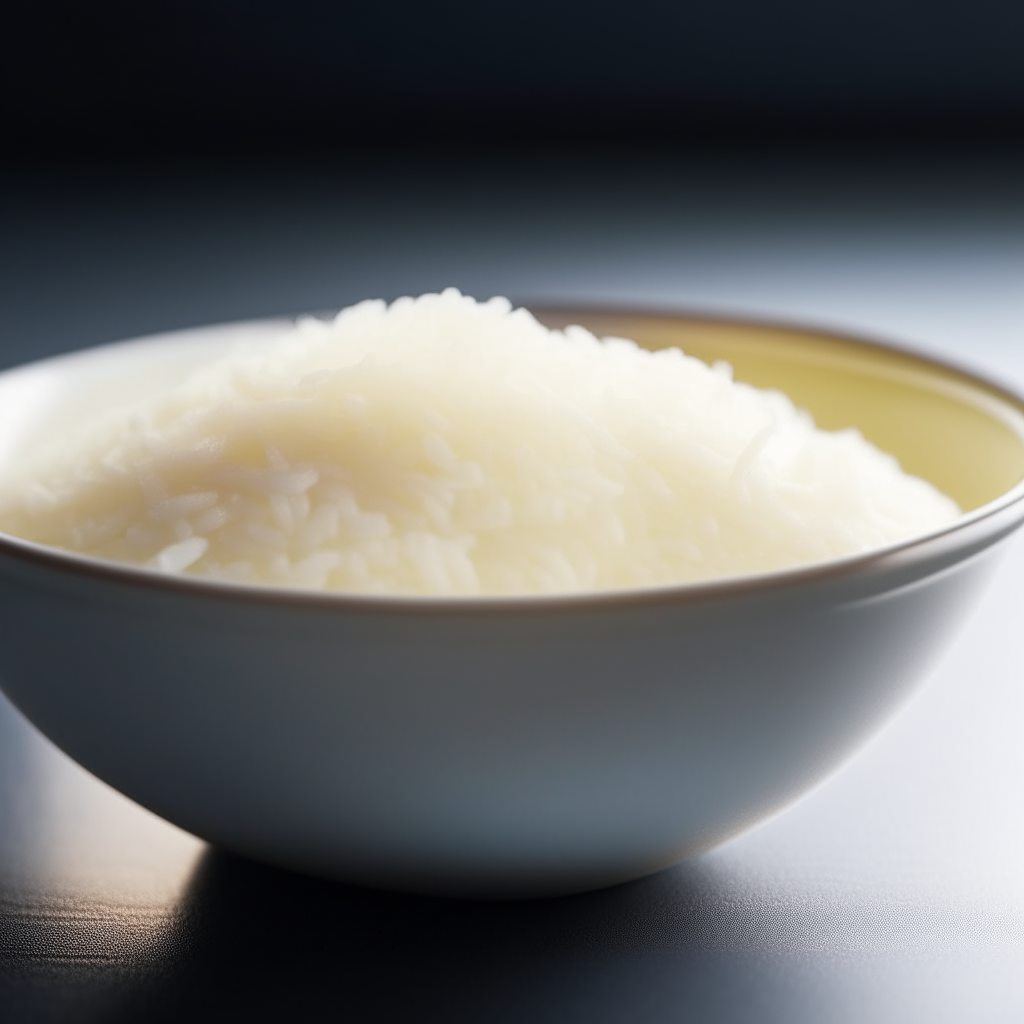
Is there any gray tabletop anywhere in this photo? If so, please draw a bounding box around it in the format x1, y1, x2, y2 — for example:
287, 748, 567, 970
1, 149, 1023, 1023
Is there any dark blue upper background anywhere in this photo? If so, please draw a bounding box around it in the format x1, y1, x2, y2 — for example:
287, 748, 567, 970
5, 0, 1024, 155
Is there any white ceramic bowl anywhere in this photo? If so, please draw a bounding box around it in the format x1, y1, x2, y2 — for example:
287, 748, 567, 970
1, 310, 1023, 898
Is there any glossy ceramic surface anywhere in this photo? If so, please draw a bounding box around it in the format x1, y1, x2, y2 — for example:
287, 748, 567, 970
1, 311, 1022, 897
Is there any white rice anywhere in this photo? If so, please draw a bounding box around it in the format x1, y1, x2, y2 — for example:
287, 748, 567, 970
0, 290, 960, 595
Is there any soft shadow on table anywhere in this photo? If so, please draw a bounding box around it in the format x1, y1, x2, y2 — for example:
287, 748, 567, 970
4, 684, 1022, 1024
106, 848, 791, 1024
0, 677, 832, 1024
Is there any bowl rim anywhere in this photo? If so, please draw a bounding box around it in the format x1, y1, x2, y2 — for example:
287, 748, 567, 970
1, 305, 1023, 616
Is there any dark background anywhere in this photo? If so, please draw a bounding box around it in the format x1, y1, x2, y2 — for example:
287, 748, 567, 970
5, 0, 1024, 157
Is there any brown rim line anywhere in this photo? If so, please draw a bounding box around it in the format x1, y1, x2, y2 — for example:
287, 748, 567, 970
1, 307, 1023, 616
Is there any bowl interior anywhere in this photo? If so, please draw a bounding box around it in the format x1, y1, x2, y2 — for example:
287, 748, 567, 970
537, 310, 1024, 513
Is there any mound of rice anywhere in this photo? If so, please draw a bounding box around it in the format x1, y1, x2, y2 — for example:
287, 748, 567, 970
0, 290, 959, 595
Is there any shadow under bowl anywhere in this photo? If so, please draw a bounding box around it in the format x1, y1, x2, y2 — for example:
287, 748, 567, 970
0, 308, 1022, 898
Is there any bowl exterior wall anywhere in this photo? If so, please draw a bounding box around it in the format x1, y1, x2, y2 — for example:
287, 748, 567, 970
0, 537, 1010, 898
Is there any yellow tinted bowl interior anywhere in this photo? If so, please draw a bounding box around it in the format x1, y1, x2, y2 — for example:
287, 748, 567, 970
535, 311, 1024, 513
